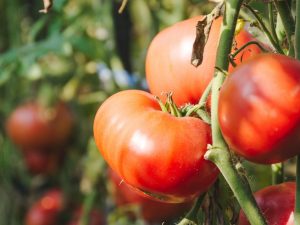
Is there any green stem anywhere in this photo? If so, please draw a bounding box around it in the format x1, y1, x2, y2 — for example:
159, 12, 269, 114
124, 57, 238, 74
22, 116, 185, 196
177, 194, 206, 225
198, 80, 212, 106
230, 41, 268, 61
274, 0, 295, 56
205, 148, 267, 225
79, 190, 97, 225
268, 2, 279, 45
271, 163, 284, 185
244, 4, 284, 54
209, 0, 268, 224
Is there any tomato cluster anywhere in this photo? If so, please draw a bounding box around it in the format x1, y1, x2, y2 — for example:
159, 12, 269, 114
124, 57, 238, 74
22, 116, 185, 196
93, 14, 300, 225
6, 101, 74, 174
93, 15, 263, 204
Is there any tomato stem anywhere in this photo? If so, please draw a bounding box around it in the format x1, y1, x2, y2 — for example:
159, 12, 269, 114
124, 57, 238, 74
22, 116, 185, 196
243, 4, 284, 54
273, 0, 295, 57
209, 0, 268, 224
268, 2, 279, 47
198, 79, 212, 106
176, 194, 206, 225
79, 189, 97, 225
204, 148, 267, 225
229, 41, 268, 61
271, 163, 284, 185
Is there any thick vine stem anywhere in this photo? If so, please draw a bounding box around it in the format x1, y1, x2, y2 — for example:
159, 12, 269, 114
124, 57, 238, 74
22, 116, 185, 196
204, 148, 267, 225
274, 0, 295, 56
209, 0, 267, 224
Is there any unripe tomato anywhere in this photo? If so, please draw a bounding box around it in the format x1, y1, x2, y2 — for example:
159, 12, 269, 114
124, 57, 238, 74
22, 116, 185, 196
219, 54, 300, 164
146, 16, 261, 106
6, 101, 74, 148
25, 189, 64, 225
239, 182, 295, 225
94, 90, 218, 203
108, 169, 193, 224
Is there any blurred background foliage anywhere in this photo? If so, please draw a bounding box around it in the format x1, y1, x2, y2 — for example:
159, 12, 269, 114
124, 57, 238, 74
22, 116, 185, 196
0, 0, 285, 224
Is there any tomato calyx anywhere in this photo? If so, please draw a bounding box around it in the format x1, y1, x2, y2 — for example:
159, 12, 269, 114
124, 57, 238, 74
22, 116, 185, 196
156, 92, 211, 124
155, 93, 182, 117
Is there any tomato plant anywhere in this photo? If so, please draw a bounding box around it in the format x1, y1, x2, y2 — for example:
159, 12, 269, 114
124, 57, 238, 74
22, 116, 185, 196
25, 189, 64, 225
93, 90, 218, 203
6, 101, 74, 148
218, 54, 300, 164
108, 168, 193, 224
146, 16, 262, 106
239, 182, 295, 225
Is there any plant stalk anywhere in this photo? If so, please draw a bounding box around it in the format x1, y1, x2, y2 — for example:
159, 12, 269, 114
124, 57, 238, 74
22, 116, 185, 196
274, 0, 295, 56
209, 0, 267, 224
271, 163, 284, 185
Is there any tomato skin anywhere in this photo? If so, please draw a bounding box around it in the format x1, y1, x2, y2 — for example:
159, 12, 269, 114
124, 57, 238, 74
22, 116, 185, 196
238, 182, 295, 225
218, 54, 300, 164
108, 169, 193, 224
146, 16, 261, 106
6, 101, 74, 148
93, 90, 219, 203
25, 189, 64, 225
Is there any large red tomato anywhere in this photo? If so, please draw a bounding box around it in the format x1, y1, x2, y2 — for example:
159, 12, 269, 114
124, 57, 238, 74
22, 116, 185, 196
108, 169, 193, 224
239, 182, 295, 225
25, 189, 64, 225
93, 90, 218, 203
218, 54, 300, 164
6, 101, 74, 148
146, 16, 262, 106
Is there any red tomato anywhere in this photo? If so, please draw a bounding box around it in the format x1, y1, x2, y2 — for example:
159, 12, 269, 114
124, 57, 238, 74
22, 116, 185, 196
218, 54, 300, 164
108, 169, 193, 224
93, 90, 218, 203
68, 207, 106, 225
146, 16, 262, 106
22, 148, 65, 175
239, 182, 295, 225
25, 189, 64, 225
6, 101, 74, 148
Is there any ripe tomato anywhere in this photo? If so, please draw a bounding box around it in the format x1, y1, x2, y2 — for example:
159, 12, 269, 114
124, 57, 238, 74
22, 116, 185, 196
68, 207, 106, 225
239, 182, 295, 225
6, 101, 74, 148
25, 189, 64, 225
146, 16, 262, 106
108, 169, 193, 224
93, 90, 218, 203
218, 54, 300, 164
